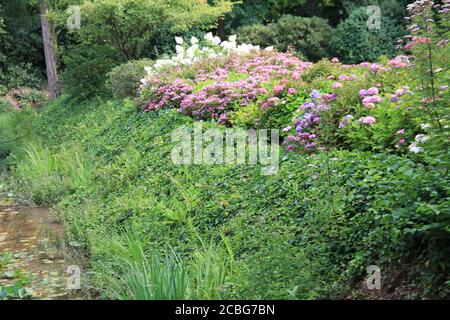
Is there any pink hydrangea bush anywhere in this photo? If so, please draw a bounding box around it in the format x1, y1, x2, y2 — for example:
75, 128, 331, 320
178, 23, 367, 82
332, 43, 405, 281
141, 46, 311, 124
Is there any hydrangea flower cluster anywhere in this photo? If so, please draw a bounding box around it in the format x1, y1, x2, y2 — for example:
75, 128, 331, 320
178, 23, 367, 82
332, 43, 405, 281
407, 133, 430, 153
390, 86, 411, 102
141, 34, 311, 123
300, 90, 331, 111
261, 96, 281, 110
338, 115, 354, 128
331, 82, 342, 89
357, 62, 389, 73
338, 74, 358, 81
358, 116, 377, 125
178, 78, 261, 121
284, 90, 329, 152
359, 87, 379, 97
141, 33, 269, 87
387, 57, 409, 68
394, 129, 407, 148
327, 73, 357, 90
143, 79, 193, 112
286, 132, 317, 151
359, 87, 383, 108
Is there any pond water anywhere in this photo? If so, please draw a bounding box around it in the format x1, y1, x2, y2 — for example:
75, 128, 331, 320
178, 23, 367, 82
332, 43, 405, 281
0, 194, 82, 299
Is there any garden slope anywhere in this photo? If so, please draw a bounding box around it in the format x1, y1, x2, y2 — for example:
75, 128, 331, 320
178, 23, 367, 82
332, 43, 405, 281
4, 96, 449, 299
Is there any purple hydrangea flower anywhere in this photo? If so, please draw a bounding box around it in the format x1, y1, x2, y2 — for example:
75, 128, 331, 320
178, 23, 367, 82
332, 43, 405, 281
311, 90, 322, 100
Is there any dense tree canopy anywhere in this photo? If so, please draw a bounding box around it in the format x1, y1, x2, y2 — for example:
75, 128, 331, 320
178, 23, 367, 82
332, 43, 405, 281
50, 0, 233, 60
224, 0, 343, 31
0, 0, 43, 69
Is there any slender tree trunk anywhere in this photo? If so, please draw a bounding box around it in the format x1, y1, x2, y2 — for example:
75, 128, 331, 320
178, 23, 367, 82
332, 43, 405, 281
39, 0, 60, 98
217, 18, 226, 40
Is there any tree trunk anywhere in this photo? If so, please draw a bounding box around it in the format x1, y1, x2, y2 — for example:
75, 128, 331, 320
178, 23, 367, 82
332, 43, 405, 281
39, 0, 60, 98
217, 18, 226, 40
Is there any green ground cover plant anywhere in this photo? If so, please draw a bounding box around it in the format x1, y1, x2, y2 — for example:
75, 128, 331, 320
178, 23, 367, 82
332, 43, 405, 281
1, 93, 448, 298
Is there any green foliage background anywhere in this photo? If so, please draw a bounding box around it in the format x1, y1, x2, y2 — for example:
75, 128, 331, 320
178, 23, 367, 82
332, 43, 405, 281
330, 7, 404, 64
237, 15, 333, 61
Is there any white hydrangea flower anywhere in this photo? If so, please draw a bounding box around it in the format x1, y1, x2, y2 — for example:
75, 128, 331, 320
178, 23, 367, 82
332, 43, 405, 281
176, 51, 185, 59
154, 59, 176, 69
265, 46, 274, 51
415, 134, 429, 143
190, 36, 199, 45
203, 47, 215, 56
220, 40, 237, 52
175, 45, 185, 54
408, 142, 422, 153
146, 32, 268, 81
180, 58, 192, 65
186, 46, 197, 60
144, 66, 153, 75
204, 32, 214, 42
175, 37, 184, 45
235, 43, 259, 54
212, 36, 221, 45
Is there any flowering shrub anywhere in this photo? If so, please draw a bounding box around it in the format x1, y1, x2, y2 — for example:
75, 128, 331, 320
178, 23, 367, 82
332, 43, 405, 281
280, 56, 420, 153
140, 5, 448, 160
282, 0, 449, 157
399, 0, 450, 162
140, 33, 265, 82
141, 33, 311, 124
